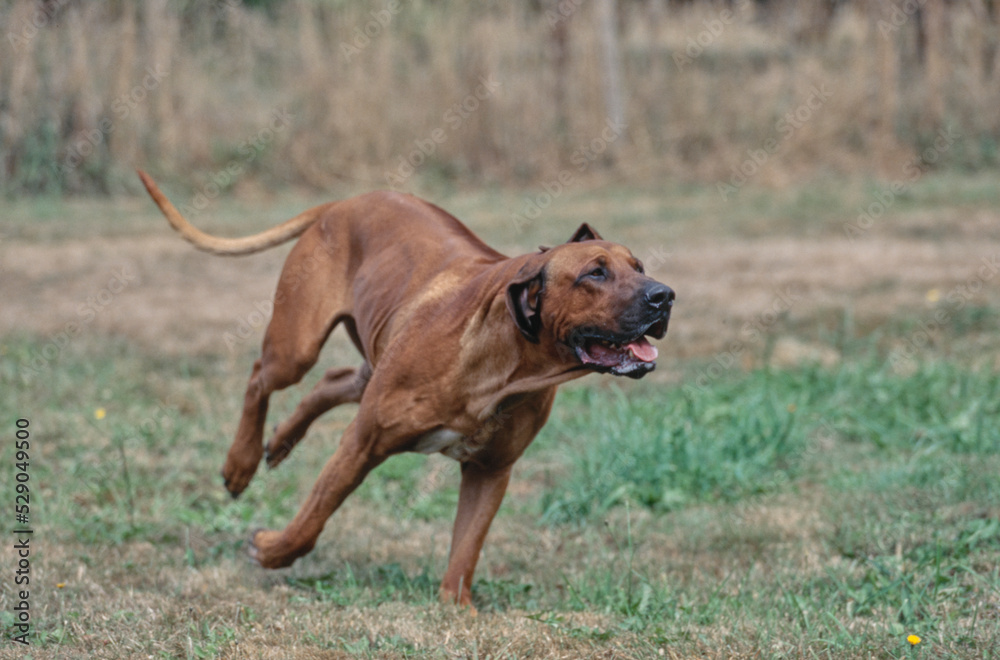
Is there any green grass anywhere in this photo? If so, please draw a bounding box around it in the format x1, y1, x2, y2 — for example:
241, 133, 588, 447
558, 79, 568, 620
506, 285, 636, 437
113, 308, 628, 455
537, 381, 801, 523
536, 360, 1000, 525
2, 330, 998, 658
525, 360, 1000, 656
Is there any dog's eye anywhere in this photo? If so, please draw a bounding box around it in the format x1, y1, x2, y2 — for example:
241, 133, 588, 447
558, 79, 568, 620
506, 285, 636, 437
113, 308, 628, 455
587, 266, 607, 280
635, 261, 645, 274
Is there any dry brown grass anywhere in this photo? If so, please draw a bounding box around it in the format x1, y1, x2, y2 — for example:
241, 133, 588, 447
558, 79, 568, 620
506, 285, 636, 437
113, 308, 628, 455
2, 1, 998, 194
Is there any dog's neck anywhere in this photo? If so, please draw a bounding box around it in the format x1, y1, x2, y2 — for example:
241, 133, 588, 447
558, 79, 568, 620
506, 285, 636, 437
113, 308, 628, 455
457, 259, 590, 421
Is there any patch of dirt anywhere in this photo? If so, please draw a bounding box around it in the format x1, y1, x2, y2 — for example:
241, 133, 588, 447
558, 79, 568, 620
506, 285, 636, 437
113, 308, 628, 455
1, 236, 289, 355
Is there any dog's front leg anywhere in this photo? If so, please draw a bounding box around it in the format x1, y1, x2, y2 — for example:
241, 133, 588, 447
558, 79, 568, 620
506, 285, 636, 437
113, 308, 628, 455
439, 462, 513, 613
249, 418, 386, 568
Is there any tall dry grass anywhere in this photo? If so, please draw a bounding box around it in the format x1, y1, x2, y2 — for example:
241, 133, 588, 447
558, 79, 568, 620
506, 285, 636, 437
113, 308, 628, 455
1, 0, 998, 195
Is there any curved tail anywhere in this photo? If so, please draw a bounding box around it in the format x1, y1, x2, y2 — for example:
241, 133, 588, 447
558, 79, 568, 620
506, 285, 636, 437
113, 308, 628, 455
137, 169, 326, 256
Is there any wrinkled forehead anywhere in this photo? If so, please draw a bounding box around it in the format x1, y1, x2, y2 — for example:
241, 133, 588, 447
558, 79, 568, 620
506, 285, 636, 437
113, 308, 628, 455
546, 241, 636, 271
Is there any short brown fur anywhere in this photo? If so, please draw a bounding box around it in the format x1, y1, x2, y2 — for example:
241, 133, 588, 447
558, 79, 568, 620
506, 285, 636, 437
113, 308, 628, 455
139, 171, 673, 610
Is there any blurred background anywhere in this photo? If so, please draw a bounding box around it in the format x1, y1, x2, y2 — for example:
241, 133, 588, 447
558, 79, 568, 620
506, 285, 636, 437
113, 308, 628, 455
2, 3, 1000, 657
3, 0, 998, 195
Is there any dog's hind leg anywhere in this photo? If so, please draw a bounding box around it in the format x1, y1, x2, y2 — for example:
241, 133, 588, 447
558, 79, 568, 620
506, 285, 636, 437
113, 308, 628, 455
222, 357, 280, 497
222, 341, 325, 498
264, 361, 372, 469
221, 227, 351, 498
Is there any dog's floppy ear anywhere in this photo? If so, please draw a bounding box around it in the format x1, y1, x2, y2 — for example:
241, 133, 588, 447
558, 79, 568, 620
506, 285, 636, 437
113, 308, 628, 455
506, 263, 545, 343
568, 223, 603, 242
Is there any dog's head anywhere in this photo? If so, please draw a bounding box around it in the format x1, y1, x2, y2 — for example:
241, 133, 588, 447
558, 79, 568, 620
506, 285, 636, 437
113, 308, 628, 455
506, 224, 674, 379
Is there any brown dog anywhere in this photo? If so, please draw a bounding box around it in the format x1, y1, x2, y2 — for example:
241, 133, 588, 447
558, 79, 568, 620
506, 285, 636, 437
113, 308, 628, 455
138, 170, 674, 609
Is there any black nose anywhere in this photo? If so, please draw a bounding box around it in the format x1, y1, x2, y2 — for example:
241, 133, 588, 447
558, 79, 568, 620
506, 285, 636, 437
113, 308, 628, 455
644, 283, 675, 310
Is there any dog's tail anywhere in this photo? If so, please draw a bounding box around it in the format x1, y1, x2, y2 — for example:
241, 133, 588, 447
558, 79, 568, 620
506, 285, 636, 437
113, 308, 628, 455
137, 169, 326, 256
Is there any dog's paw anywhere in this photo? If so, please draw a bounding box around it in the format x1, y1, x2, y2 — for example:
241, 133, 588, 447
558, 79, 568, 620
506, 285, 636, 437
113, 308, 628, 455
439, 586, 478, 616
264, 444, 288, 470
264, 424, 306, 469
248, 528, 300, 569
221, 472, 245, 499
221, 460, 259, 498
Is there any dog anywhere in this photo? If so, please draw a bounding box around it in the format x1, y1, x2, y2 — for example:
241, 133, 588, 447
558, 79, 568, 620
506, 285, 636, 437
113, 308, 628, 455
138, 170, 674, 610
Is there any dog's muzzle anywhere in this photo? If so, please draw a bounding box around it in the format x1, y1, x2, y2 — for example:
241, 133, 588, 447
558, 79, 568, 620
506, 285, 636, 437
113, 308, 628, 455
571, 283, 674, 379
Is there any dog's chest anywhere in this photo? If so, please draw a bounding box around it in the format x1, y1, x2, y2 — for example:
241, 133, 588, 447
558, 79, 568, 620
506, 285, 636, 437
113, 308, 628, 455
412, 428, 482, 462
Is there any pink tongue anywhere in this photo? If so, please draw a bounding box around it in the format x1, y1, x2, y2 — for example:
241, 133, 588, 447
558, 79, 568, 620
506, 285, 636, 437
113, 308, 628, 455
626, 337, 658, 362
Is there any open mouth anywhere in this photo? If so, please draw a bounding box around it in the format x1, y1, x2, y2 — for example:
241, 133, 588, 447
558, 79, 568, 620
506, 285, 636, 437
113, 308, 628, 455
572, 317, 669, 378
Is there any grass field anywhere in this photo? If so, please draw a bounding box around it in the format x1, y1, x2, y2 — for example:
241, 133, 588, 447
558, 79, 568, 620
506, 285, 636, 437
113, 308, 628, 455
2, 174, 999, 658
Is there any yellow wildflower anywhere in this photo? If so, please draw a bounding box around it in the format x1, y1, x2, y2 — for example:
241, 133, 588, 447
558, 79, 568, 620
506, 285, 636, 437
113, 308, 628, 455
94, 408, 106, 420
907, 634, 921, 645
